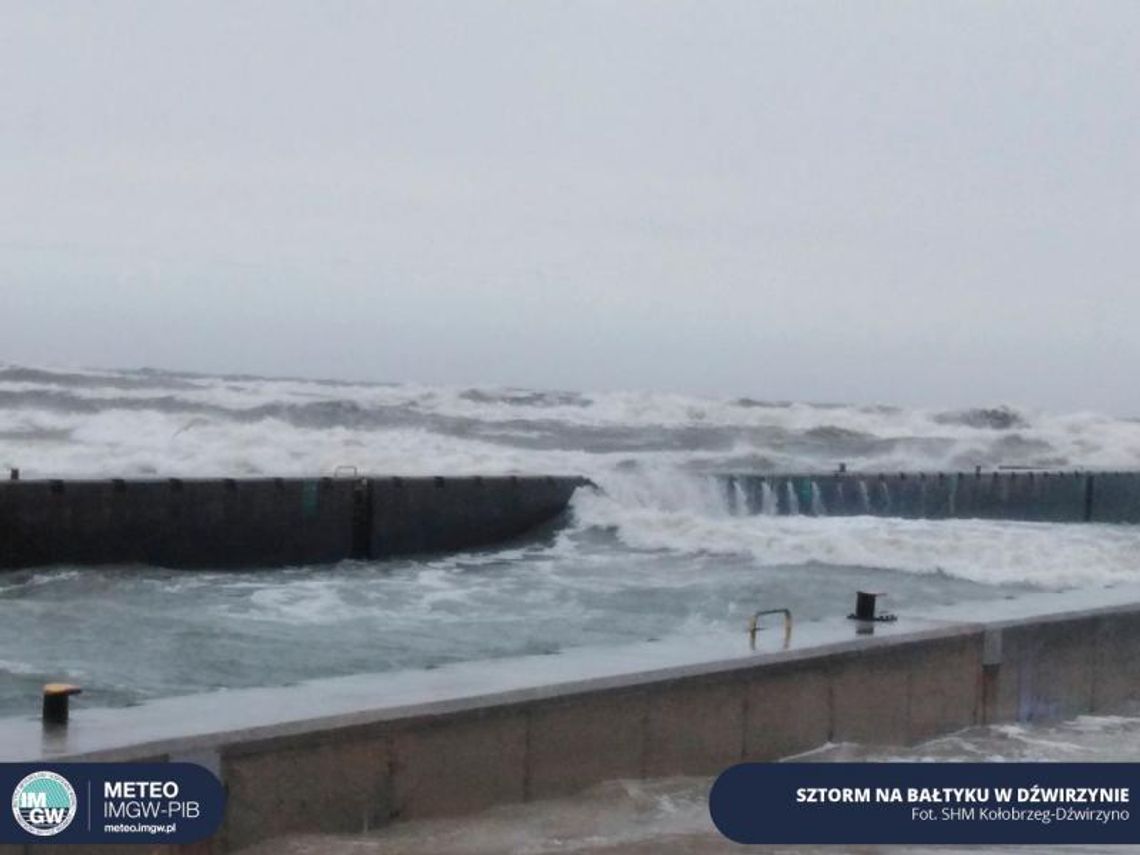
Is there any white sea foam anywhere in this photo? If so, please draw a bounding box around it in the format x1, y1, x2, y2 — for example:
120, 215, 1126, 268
809, 716, 1140, 764
4, 365, 1140, 592
8, 363, 1140, 724
6, 364, 1140, 481
569, 471, 1140, 589
0, 659, 44, 676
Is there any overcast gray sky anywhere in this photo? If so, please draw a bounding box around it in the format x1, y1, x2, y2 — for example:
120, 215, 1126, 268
2, 1, 1137, 411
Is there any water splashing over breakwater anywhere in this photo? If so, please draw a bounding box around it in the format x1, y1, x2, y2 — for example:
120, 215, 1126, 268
4, 364, 1140, 716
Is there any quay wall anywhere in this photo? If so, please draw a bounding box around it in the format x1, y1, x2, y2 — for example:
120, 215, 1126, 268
4, 600, 1137, 854
0, 476, 586, 569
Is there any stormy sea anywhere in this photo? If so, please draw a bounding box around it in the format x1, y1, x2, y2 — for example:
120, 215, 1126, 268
3, 363, 1140, 717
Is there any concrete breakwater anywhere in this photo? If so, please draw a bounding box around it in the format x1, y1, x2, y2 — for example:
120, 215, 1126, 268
5, 468, 1140, 570
0, 475, 588, 569
719, 470, 1140, 523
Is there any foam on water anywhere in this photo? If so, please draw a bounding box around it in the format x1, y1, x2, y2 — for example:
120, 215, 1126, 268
4, 363, 1140, 714
573, 473, 1140, 589
803, 714, 1140, 764
5, 363, 1140, 479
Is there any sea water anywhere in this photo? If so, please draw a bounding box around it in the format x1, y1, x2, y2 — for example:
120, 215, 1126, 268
3, 364, 1140, 716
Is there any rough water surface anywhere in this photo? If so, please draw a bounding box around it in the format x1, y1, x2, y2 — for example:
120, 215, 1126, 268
2, 364, 1140, 715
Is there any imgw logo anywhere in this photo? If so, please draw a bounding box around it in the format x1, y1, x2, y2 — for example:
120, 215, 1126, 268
11, 771, 78, 836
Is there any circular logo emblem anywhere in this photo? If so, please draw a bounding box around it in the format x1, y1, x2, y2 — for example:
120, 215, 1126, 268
11, 771, 77, 836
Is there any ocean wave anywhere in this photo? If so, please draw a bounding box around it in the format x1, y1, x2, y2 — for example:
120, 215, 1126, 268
459, 388, 591, 408
933, 405, 1029, 430
5, 362, 1140, 592
572, 471, 1140, 590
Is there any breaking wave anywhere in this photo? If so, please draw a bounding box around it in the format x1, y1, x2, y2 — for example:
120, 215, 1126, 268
3, 363, 1140, 481
5, 361, 1140, 592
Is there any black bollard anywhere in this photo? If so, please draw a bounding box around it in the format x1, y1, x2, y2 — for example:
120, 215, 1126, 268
854, 591, 879, 620
848, 591, 897, 623
42, 683, 82, 726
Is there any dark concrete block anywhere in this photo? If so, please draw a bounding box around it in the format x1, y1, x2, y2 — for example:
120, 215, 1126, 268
971, 473, 1008, 520
369, 476, 581, 558
829, 476, 868, 516
1033, 472, 1090, 523
0, 476, 581, 569
897, 474, 924, 519
1089, 472, 1140, 523
812, 475, 844, 516
921, 474, 957, 519
951, 472, 979, 519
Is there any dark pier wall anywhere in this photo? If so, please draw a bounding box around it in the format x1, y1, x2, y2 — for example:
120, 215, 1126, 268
1087, 472, 1140, 523
720, 470, 1140, 524
368, 476, 582, 557
0, 476, 585, 570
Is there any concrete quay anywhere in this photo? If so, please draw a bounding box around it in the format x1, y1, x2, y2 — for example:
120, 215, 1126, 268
1, 585, 1139, 853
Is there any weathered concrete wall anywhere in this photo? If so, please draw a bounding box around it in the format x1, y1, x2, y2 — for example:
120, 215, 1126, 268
9, 598, 1137, 854
720, 469, 1138, 523
210, 607, 1139, 852
0, 476, 585, 569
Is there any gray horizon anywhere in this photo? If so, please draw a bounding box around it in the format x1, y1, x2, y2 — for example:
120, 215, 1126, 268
3, 1, 1138, 414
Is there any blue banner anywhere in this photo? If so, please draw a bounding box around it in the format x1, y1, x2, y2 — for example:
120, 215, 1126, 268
1, 763, 224, 844
710, 763, 1140, 844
